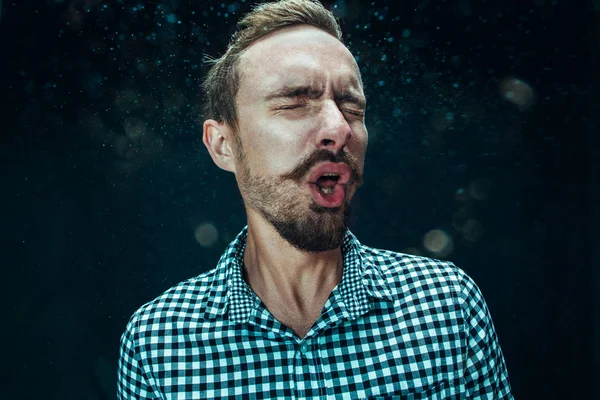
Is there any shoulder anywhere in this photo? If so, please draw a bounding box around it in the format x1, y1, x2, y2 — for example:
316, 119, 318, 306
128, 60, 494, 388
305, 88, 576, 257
124, 268, 219, 337
359, 244, 478, 301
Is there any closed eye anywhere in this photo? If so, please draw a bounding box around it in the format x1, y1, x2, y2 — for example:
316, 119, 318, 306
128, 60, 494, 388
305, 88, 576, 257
279, 104, 305, 110
344, 109, 365, 117
277, 104, 364, 117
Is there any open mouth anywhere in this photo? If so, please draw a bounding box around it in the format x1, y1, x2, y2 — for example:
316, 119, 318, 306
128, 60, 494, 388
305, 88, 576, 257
308, 174, 346, 208
315, 173, 340, 194
306, 162, 351, 208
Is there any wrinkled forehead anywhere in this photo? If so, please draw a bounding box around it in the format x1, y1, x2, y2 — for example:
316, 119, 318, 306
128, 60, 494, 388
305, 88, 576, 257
237, 26, 363, 99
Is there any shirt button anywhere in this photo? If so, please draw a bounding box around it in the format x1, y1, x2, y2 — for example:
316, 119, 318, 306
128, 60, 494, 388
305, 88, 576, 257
300, 343, 308, 354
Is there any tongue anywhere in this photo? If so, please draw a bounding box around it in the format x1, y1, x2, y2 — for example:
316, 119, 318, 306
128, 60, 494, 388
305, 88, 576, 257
317, 176, 338, 189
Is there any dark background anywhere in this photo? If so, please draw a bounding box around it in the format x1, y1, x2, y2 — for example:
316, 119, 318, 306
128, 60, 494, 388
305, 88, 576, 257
2, 0, 597, 398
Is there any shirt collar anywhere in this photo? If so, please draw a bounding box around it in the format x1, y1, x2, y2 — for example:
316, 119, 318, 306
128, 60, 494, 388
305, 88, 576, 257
203, 225, 394, 323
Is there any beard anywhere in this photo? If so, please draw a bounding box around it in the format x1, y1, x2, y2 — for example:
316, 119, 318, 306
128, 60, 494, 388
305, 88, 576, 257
235, 146, 360, 253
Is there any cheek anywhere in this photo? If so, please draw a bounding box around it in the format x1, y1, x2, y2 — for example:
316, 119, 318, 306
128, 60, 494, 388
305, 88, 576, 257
261, 119, 307, 148
351, 125, 368, 149
249, 130, 302, 174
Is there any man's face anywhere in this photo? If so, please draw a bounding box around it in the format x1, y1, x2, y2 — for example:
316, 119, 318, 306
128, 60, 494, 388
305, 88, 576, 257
233, 25, 368, 253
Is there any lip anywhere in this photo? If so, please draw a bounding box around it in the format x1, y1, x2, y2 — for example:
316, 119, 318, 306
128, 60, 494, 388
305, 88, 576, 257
307, 162, 351, 185
307, 181, 346, 207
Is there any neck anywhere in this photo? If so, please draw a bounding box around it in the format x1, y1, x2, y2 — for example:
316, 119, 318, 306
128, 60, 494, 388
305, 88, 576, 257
242, 221, 344, 314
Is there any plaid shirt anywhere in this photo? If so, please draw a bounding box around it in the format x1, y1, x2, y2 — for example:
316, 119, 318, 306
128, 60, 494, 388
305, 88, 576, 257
118, 225, 513, 399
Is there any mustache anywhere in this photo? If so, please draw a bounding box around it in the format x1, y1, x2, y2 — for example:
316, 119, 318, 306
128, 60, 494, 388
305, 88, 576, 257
281, 149, 362, 186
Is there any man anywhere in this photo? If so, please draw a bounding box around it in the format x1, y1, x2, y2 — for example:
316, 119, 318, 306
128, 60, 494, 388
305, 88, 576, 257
118, 0, 514, 398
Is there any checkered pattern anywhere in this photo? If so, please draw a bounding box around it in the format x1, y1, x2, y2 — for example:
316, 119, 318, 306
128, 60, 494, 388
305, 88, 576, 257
118, 225, 513, 399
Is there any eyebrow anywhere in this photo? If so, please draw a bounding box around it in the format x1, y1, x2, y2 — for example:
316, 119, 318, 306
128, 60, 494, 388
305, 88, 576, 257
264, 85, 367, 109
335, 90, 367, 109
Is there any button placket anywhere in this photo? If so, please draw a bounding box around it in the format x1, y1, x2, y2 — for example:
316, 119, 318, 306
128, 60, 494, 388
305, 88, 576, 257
300, 342, 308, 354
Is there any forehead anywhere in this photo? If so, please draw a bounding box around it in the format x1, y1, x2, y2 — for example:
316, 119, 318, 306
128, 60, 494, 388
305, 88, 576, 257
237, 26, 363, 100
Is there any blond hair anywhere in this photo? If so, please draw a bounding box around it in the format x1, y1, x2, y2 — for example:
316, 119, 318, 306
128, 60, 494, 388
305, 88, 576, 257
201, 0, 342, 135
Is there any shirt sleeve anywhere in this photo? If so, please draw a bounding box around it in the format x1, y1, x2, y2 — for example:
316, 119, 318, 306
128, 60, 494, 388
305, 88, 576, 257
457, 269, 514, 399
117, 312, 157, 399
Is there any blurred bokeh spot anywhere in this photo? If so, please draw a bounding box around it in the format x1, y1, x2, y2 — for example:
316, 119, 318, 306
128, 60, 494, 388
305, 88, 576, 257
194, 222, 219, 248
423, 228, 454, 257
498, 77, 535, 109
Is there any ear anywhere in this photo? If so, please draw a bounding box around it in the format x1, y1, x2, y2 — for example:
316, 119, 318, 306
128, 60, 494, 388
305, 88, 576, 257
202, 119, 237, 174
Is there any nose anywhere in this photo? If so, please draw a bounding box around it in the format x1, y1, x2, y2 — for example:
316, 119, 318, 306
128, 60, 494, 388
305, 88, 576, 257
315, 101, 352, 152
